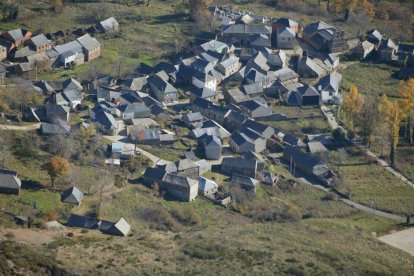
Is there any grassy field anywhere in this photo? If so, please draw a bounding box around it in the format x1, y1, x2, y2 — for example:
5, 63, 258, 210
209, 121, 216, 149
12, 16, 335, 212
13, 0, 194, 81
139, 144, 186, 162
43, 181, 414, 275
340, 62, 401, 98
335, 147, 414, 215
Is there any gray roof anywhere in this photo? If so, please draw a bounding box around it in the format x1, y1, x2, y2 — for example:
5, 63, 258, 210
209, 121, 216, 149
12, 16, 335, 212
223, 24, 272, 35
95, 110, 117, 129
54, 40, 83, 55
231, 174, 260, 188
176, 158, 199, 171
45, 103, 70, 116
41, 120, 71, 134
0, 169, 21, 190
30, 34, 50, 47
61, 186, 84, 205
109, 217, 130, 236
6, 28, 28, 41
308, 141, 328, 153
242, 83, 263, 95
99, 17, 119, 31
222, 157, 257, 170
316, 71, 342, 92
143, 167, 167, 181
183, 112, 203, 122
198, 177, 218, 192
14, 46, 36, 58
148, 75, 177, 94
298, 85, 319, 97
76, 34, 100, 50
303, 21, 335, 35
274, 18, 298, 28
190, 87, 216, 99
163, 173, 198, 188
277, 27, 295, 37
67, 214, 99, 229
63, 89, 82, 103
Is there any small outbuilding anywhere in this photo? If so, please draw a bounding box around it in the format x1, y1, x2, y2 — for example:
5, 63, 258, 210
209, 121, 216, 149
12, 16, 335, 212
61, 186, 84, 205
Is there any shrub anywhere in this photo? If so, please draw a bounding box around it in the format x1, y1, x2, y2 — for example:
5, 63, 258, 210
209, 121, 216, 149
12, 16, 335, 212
137, 207, 181, 231
170, 207, 202, 226
322, 192, 337, 201
332, 128, 346, 141
183, 241, 228, 260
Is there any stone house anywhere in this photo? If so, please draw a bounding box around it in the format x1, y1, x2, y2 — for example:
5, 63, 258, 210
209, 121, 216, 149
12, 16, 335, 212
96, 17, 119, 33
316, 71, 342, 104
229, 127, 267, 154
0, 169, 21, 195
203, 135, 222, 160
76, 34, 101, 62
221, 157, 258, 178
147, 75, 177, 103
25, 34, 52, 53
231, 174, 260, 193
0, 28, 32, 46
276, 27, 295, 49
215, 56, 241, 77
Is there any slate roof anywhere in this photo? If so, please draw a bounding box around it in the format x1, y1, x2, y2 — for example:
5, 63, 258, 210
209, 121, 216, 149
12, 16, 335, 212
61, 186, 84, 205
316, 71, 342, 92
118, 102, 151, 117
190, 87, 216, 99
76, 34, 100, 50
198, 177, 218, 193
99, 17, 119, 31
283, 146, 329, 177
299, 56, 326, 76
205, 134, 222, 147
163, 173, 198, 188
5, 28, 28, 41
108, 217, 130, 236
54, 40, 83, 55
303, 21, 334, 36
231, 174, 259, 188
95, 110, 117, 130
308, 141, 328, 153
183, 112, 203, 122
200, 40, 229, 53
223, 24, 272, 35
222, 157, 257, 171
143, 167, 167, 181
277, 27, 295, 37
41, 120, 71, 135
30, 34, 50, 47
243, 119, 274, 136
242, 83, 263, 95
242, 99, 268, 111
147, 75, 177, 93
66, 214, 100, 229
298, 85, 320, 97
45, 103, 70, 117
0, 169, 21, 190
175, 158, 199, 171
218, 56, 239, 69
273, 18, 298, 28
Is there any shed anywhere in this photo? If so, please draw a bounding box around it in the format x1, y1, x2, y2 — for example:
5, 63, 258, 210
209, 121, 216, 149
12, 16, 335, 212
61, 186, 84, 205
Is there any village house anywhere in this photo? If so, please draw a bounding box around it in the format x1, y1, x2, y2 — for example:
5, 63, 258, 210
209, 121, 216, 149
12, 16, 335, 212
274, 68, 299, 85
298, 54, 326, 78
268, 50, 287, 69
223, 87, 248, 104
0, 169, 21, 195
61, 186, 84, 205
276, 27, 296, 49
143, 168, 198, 202
288, 85, 321, 106
231, 174, 260, 193
188, 87, 217, 102
261, 171, 277, 186
175, 158, 202, 178
93, 109, 119, 135
118, 102, 151, 120
96, 17, 119, 33
366, 29, 383, 46
240, 99, 272, 118
353, 40, 375, 59
147, 75, 177, 103
77, 34, 101, 62
0, 28, 32, 46
198, 177, 219, 196
248, 33, 272, 48
316, 71, 342, 104
243, 119, 274, 139
221, 157, 258, 178
54, 40, 84, 68
0, 39, 14, 57
25, 34, 52, 53
221, 24, 272, 46
215, 56, 241, 77
45, 103, 70, 122
40, 119, 71, 136
103, 218, 131, 237
229, 127, 267, 154
272, 18, 299, 34
202, 135, 222, 160
183, 112, 204, 129
302, 21, 348, 53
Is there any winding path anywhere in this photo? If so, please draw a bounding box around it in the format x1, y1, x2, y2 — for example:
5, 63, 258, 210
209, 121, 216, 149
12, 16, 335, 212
0, 123, 41, 131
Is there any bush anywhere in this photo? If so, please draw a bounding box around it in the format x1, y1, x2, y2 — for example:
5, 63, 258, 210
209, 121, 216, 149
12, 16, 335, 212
322, 192, 337, 201
247, 203, 302, 222
183, 241, 228, 260
170, 207, 202, 226
137, 207, 181, 232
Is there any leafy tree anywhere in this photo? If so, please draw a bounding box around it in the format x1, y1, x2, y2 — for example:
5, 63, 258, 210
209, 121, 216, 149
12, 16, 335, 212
53, 0, 64, 13
80, 123, 96, 140
42, 156, 69, 188
400, 78, 414, 143
341, 85, 364, 131
378, 95, 406, 166
2, 1, 20, 21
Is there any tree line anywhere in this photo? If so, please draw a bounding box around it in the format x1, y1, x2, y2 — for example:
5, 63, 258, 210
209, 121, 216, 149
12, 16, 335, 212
341, 78, 414, 166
